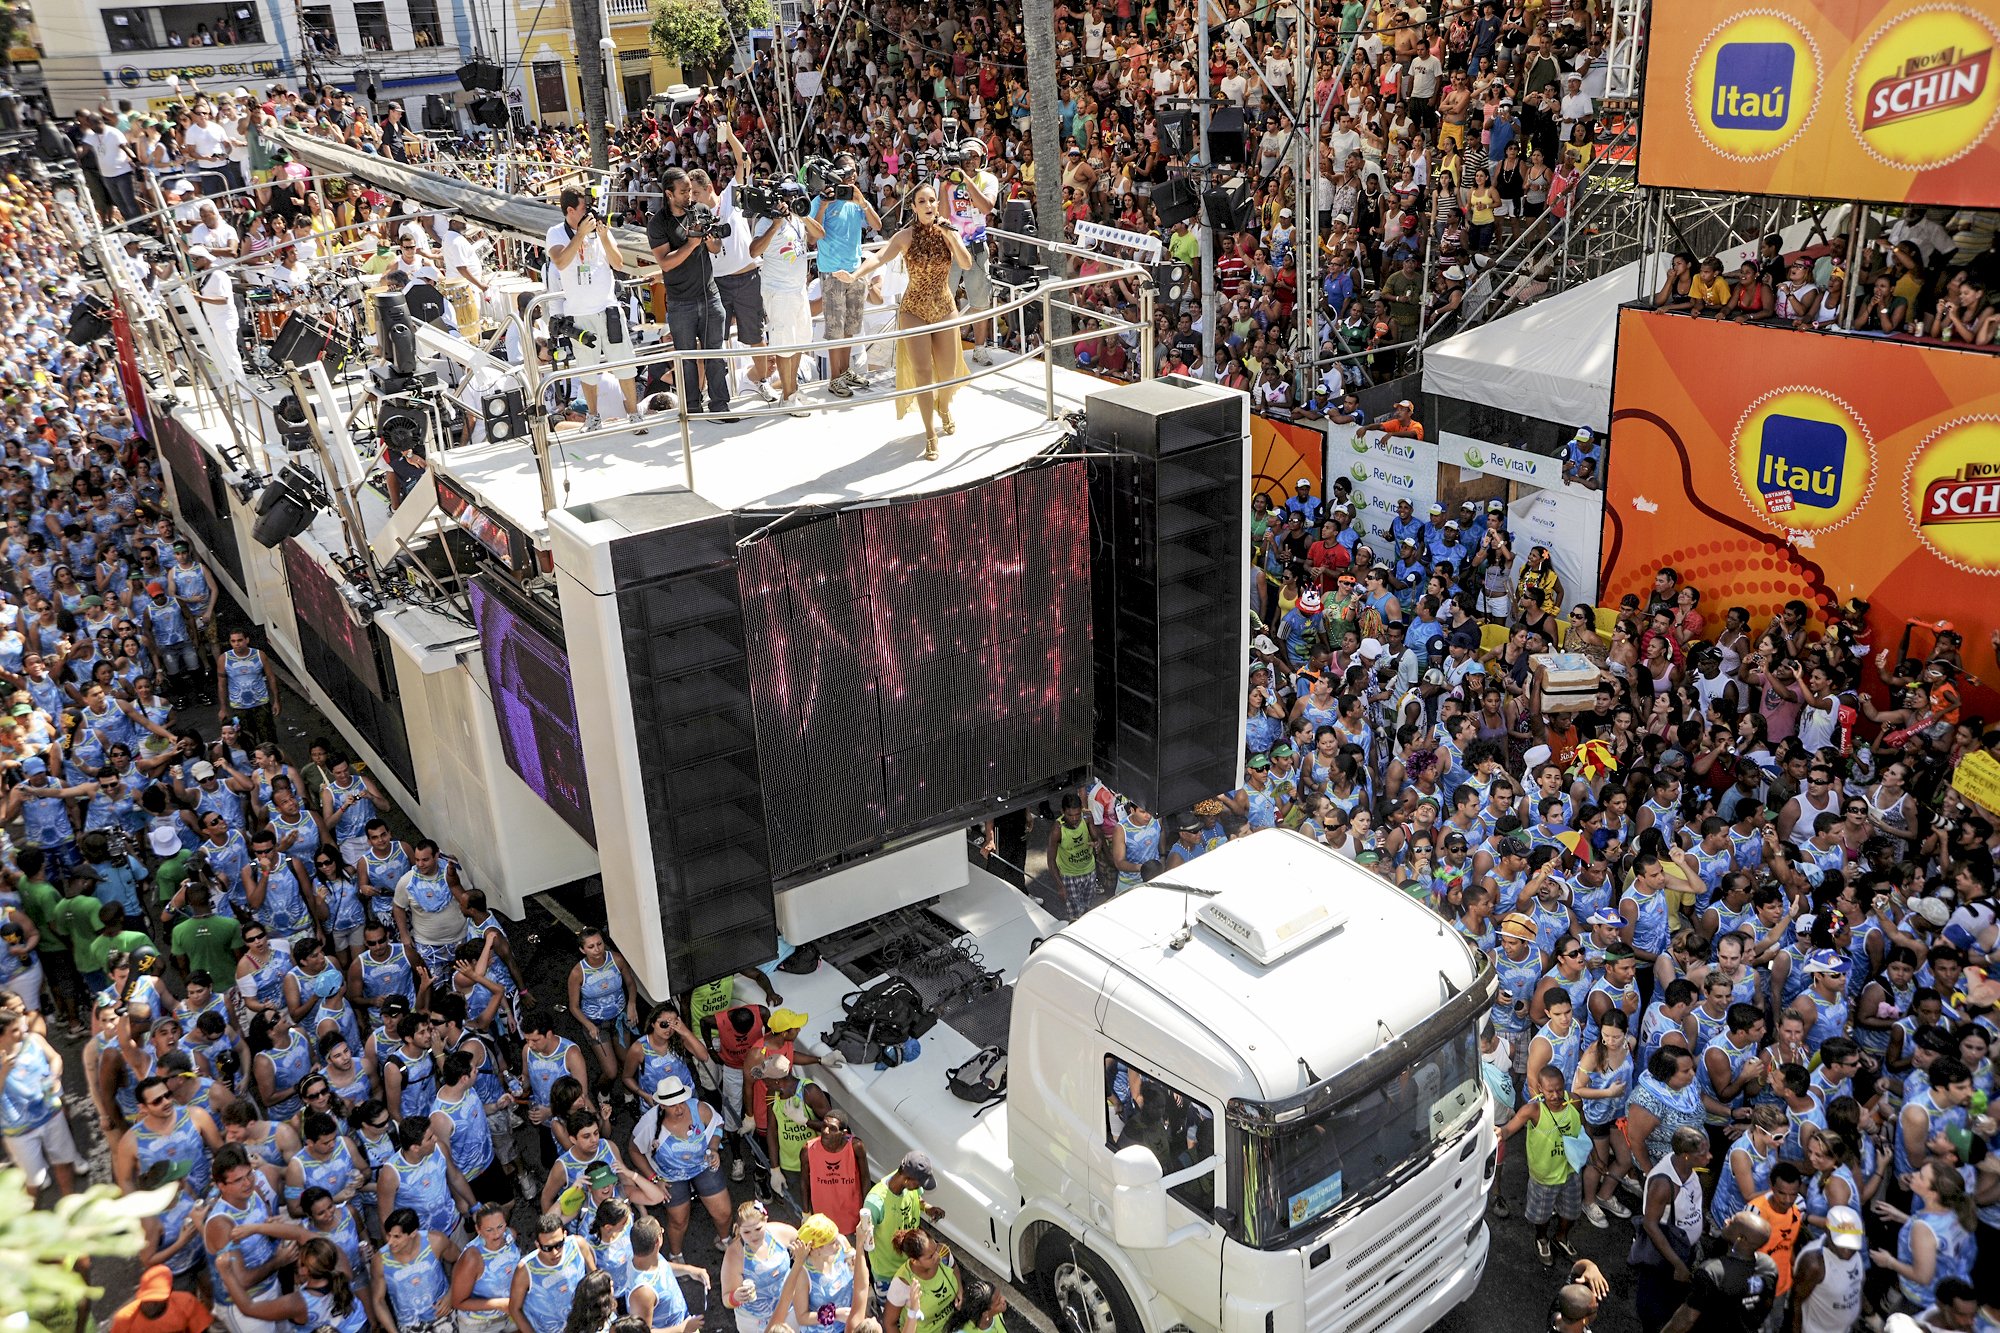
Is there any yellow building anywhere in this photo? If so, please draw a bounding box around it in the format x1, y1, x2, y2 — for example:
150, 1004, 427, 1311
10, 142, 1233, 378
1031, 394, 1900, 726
511, 0, 680, 126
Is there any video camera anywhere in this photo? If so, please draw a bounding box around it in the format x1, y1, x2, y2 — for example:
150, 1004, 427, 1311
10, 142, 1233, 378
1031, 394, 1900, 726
682, 202, 733, 240
739, 179, 814, 221
802, 155, 858, 201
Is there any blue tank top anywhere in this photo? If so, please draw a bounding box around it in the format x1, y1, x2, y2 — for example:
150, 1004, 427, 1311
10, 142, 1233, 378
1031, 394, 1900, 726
209, 1194, 280, 1308
737, 1234, 792, 1327
272, 810, 321, 865
1896, 1210, 1973, 1308
1803, 988, 1850, 1051
1710, 1136, 1775, 1231
254, 861, 312, 936
465, 914, 517, 993
196, 783, 247, 834
1803, 1164, 1858, 1228
436, 1088, 494, 1178
1544, 966, 1593, 1017
520, 1236, 589, 1333
133, 1105, 213, 1194
328, 778, 378, 843
1115, 813, 1162, 890
635, 1039, 695, 1100
381, 1235, 451, 1326
358, 944, 418, 1005
526, 1037, 578, 1109
650, 1105, 721, 1182
287, 1138, 361, 1210
203, 830, 253, 899
1492, 947, 1544, 1036
595, 1219, 635, 1297
317, 873, 365, 932
466, 1233, 522, 1299
805, 1245, 858, 1319
1697, 1034, 1758, 1127
1580, 978, 1636, 1046
18, 789, 71, 849
384, 1044, 437, 1119
1626, 885, 1669, 955
1580, 1051, 1632, 1125
577, 957, 626, 1022
222, 647, 270, 709
1536, 1021, 1583, 1082
157, 1188, 206, 1275
304, 1285, 369, 1333
403, 865, 453, 917
633, 1260, 689, 1329
389, 1146, 457, 1235
262, 1029, 311, 1119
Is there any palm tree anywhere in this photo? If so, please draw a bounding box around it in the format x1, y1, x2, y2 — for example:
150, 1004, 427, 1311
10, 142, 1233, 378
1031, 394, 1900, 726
1023, 0, 1070, 361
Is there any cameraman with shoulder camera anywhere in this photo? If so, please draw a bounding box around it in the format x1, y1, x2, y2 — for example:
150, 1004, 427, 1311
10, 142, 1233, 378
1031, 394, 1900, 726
694, 120, 774, 403
749, 183, 823, 416
813, 153, 881, 398
940, 137, 1000, 364
648, 165, 734, 421
546, 187, 638, 427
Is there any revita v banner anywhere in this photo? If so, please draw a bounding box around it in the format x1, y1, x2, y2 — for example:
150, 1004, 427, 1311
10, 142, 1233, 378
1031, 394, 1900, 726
1639, 0, 2000, 206
1603, 310, 2000, 704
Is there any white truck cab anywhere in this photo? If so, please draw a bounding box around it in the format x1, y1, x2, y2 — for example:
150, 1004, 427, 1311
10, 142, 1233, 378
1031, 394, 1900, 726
785, 829, 1497, 1333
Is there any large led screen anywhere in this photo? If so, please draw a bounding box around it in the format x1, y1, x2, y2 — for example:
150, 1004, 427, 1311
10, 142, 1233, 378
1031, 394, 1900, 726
469, 577, 595, 846
740, 462, 1092, 877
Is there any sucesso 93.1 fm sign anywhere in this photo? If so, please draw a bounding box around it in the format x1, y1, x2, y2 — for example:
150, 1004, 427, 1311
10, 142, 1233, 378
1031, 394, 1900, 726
1641, 0, 2000, 207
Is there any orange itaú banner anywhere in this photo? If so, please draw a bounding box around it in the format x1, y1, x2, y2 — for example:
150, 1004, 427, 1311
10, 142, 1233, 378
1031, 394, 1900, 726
1602, 309, 2000, 709
1639, 0, 2000, 207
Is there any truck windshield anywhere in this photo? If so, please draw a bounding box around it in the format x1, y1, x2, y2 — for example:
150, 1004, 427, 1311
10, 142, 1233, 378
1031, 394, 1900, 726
1230, 1027, 1482, 1247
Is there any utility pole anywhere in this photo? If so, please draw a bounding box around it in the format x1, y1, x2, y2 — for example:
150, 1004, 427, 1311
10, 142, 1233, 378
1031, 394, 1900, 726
572, 0, 610, 169
1024, 0, 1068, 359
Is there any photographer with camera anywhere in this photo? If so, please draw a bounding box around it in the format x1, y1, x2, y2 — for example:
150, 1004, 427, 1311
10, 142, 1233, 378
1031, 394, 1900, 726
696, 120, 776, 404
747, 182, 823, 416
813, 153, 881, 399
939, 137, 1000, 365
648, 165, 734, 421
545, 186, 638, 427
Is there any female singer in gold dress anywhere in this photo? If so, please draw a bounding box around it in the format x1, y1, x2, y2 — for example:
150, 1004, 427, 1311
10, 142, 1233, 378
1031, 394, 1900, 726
830, 183, 972, 460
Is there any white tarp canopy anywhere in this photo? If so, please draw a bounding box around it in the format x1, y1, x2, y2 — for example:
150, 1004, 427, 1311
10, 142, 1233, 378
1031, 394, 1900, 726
1420, 263, 1635, 434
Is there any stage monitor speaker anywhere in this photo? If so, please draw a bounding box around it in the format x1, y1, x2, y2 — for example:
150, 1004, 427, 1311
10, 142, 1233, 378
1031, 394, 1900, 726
65, 296, 111, 347
1153, 179, 1198, 227
997, 198, 1035, 266
1206, 106, 1245, 163
456, 57, 504, 92
1085, 381, 1245, 815
608, 495, 777, 985
270, 313, 352, 376
471, 95, 510, 129
422, 95, 452, 131
1158, 108, 1194, 158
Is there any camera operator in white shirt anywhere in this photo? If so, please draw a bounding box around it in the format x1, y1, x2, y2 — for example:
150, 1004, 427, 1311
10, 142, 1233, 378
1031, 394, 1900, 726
545, 186, 637, 426
694, 120, 775, 403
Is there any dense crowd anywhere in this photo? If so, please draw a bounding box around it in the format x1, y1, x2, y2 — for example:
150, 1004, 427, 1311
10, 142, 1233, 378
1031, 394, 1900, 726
1118, 466, 2000, 1333
0, 171, 1005, 1333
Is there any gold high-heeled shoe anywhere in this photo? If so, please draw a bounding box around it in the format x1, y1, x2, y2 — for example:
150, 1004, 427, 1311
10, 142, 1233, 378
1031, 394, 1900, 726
938, 407, 956, 436
924, 430, 939, 461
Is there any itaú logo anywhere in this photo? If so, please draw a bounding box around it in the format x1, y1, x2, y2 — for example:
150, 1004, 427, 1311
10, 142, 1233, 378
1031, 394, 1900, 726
1862, 45, 1992, 127
1730, 387, 1873, 535
1712, 42, 1797, 127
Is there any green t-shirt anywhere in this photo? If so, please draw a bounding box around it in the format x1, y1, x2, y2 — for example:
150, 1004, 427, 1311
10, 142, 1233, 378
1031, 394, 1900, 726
153, 849, 194, 908
1167, 230, 1200, 264
863, 1178, 926, 1279
17, 876, 61, 943
74, 926, 151, 979
171, 913, 243, 981
52, 894, 102, 966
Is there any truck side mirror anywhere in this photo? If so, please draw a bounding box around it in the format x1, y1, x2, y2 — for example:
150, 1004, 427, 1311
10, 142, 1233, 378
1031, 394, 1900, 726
1108, 1144, 1168, 1249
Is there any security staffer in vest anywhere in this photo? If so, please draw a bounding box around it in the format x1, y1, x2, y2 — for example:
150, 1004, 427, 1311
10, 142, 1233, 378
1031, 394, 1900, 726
695, 121, 773, 403
755, 1054, 832, 1205
648, 166, 733, 421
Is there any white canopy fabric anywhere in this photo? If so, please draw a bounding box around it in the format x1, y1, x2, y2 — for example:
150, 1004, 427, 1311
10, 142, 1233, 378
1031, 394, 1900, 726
1421, 263, 1636, 433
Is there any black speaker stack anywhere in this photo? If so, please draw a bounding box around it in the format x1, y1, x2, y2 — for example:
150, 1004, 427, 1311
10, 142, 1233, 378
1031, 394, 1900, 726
606, 494, 778, 985
1084, 382, 1245, 815
456, 58, 504, 92
1152, 179, 1199, 228
270, 312, 351, 376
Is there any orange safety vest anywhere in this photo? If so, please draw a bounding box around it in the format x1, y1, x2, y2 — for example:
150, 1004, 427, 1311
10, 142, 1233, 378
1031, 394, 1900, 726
1749, 1192, 1804, 1294
805, 1137, 863, 1235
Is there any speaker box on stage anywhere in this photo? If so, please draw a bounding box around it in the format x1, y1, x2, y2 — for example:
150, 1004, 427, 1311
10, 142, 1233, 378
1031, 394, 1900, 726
66, 296, 112, 347
1158, 108, 1194, 158
470, 95, 510, 129
1206, 106, 1245, 163
608, 496, 777, 983
1201, 179, 1254, 234
1153, 179, 1198, 228
270, 313, 351, 376
422, 95, 452, 131
1085, 382, 1245, 815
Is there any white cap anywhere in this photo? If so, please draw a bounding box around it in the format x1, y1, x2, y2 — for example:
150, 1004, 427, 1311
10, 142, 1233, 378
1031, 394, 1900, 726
1358, 637, 1384, 660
